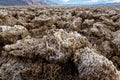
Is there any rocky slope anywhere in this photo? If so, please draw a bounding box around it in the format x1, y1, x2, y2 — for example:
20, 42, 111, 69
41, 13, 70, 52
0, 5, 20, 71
0, 6, 120, 80
0, 0, 28, 6
0, 0, 56, 6
38, 0, 57, 5
23, 0, 38, 5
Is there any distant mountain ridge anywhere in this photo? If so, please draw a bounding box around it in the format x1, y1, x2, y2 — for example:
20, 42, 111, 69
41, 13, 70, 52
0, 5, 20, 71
0, 0, 28, 6
38, 0, 57, 5
0, 0, 119, 6
0, 0, 56, 6
63, 2, 120, 6
92, 2, 120, 6
23, 0, 38, 5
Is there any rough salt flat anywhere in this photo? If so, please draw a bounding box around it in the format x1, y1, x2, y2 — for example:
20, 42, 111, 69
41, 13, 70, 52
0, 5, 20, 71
0, 6, 120, 80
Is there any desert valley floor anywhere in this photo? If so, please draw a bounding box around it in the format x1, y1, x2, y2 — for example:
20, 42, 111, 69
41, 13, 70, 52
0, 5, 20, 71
0, 6, 120, 80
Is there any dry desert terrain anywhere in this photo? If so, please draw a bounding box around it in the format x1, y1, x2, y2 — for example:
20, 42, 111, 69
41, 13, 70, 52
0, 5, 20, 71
0, 6, 120, 80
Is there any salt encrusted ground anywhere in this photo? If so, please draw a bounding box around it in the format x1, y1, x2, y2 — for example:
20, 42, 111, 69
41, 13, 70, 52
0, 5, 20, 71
0, 6, 120, 80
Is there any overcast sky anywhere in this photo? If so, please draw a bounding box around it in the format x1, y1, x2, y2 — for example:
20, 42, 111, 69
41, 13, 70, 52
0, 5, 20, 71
50, 0, 120, 4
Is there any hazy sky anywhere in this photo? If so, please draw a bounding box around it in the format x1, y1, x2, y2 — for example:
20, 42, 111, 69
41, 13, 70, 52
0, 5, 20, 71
50, 0, 120, 4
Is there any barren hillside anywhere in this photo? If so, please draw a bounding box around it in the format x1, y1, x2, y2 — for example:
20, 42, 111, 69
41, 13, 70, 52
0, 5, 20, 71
0, 6, 120, 80
0, 0, 28, 6
0, 0, 55, 6
23, 0, 38, 5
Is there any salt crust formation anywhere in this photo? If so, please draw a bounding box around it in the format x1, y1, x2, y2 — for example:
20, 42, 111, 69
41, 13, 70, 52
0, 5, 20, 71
0, 6, 120, 80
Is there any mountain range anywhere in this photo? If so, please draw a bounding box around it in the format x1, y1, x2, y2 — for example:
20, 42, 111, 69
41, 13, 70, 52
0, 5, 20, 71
0, 0, 119, 6
63, 2, 120, 6
92, 2, 120, 6
0, 0, 56, 6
